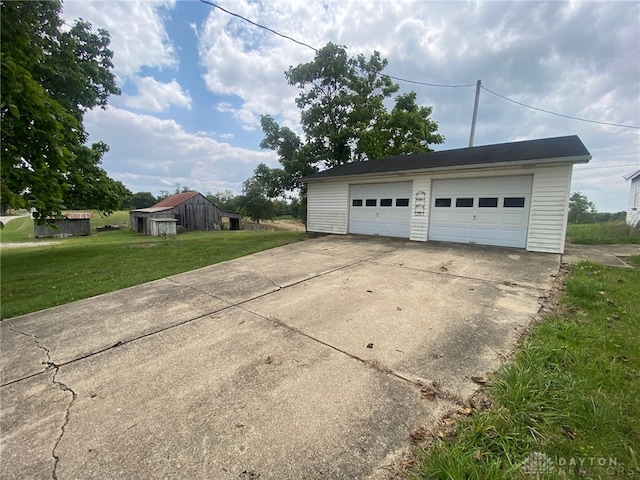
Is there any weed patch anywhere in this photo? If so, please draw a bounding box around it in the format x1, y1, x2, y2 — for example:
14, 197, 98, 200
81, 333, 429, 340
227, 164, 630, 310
566, 221, 640, 245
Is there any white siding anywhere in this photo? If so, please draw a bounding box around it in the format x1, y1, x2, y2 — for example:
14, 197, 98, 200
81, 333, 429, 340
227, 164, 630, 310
307, 181, 349, 234
627, 178, 640, 227
306, 164, 575, 253
526, 165, 573, 253
409, 175, 431, 241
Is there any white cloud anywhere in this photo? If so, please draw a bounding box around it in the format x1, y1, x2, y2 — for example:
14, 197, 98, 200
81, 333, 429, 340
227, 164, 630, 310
62, 0, 178, 79
119, 77, 192, 112
64, 0, 639, 211
84, 107, 276, 195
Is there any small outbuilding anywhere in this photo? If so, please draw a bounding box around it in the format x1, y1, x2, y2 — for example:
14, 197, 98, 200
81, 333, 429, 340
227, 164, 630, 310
34, 212, 93, 238
303, 135, 591, 254
624, 169, 640, 227
130, 192, 241, 236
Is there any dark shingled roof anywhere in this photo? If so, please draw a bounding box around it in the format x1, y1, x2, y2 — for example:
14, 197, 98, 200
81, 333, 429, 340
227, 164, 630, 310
303, 135, 590, 181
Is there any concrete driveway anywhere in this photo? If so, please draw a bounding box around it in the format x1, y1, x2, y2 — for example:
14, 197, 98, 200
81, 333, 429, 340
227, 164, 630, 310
0, 235, 559, 479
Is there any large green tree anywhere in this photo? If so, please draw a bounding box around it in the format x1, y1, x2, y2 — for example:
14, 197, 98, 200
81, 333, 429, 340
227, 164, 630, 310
1, 0, 127, 217
235, 177, 275, 224
568, 192, 597, 224
255, 43, 444, 197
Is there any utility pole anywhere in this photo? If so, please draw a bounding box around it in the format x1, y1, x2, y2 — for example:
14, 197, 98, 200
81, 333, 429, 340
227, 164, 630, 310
469, 80, 481, 147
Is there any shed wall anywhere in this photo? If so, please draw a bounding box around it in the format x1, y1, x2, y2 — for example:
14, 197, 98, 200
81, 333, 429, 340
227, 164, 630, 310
130, 211, 174, 235
34, 219, 91, 238
627, 178, 640, 227
173, 194, 219, 231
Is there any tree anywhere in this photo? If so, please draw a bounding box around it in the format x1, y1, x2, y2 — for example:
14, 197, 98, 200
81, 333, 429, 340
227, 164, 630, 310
127, 192, 158, 209
236, 177, 274, 224
256, 43, 444, 196
568, 192, 597, 224
1, 0, 124, 218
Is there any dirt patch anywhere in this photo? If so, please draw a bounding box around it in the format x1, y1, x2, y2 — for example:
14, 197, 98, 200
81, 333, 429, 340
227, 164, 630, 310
0, 242, 59, 249
243, 220, 306, 232
129, 243, 158, 249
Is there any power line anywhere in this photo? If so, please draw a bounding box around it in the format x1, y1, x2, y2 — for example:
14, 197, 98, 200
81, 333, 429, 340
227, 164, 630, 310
481, 86, 639, 130
575, 163, 639, 170
199, 0, 640, 130
199, 0, 471, 89
200, 0, 319, 52
386, 75, 475, 88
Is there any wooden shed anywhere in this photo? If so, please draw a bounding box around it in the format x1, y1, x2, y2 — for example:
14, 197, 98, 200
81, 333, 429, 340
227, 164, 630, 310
130, 192, 241, 235
34, 212, 93, 238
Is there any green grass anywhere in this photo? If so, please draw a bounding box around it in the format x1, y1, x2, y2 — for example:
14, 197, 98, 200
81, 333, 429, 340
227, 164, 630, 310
566, 221, 640, 245
1, 220, 306, 319
415, 261, 640, 479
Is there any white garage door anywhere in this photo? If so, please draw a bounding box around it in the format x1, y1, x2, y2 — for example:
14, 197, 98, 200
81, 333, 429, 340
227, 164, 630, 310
429, 176, 532, 248
349, 182, 412, 238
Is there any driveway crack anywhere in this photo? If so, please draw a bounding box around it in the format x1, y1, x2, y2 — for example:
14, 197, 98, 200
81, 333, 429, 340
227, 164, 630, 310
5, 322, 76, 479
5, 322, 54, 372
50, 365, 76, 480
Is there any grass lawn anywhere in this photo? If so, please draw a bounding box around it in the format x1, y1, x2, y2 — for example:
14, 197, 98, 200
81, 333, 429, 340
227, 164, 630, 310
414, 261, 640, 479
567, 221, 640, 245
1, 215, 306, 319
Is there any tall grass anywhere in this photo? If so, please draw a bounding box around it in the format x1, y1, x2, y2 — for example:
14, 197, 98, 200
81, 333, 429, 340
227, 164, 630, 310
566, 221, 640, 244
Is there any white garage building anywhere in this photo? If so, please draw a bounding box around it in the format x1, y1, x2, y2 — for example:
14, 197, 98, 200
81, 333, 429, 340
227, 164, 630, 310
304, 135, 591, 253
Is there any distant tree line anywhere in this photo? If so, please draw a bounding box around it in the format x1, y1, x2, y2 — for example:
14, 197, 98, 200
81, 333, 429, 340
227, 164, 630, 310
568, 192, 626, 224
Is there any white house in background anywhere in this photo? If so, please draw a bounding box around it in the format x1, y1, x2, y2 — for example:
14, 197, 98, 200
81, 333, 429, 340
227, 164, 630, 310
624, 169, 640, 227
303, 135, 591, 254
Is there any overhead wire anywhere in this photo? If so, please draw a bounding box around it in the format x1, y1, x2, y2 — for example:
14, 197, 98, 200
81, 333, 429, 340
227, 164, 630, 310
481, 86, 639, 129
575, 163, 639, 170
199, 0, 640, 130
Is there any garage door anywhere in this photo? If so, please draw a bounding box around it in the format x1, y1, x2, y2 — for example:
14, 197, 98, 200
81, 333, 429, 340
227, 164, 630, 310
349, 182, 412, 238
429, 176, 532, 248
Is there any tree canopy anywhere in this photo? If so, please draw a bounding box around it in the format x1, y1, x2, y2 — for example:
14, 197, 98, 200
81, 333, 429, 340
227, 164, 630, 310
254, 43, 445, 197
1, 0, 128, 217
568, 192, 597, 224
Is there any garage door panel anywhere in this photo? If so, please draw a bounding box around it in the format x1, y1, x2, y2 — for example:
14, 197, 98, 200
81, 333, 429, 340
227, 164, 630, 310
476, 212, 499, 224
429, 176, 532, 248
349, 182, 411, 238
501, 212, 528, 225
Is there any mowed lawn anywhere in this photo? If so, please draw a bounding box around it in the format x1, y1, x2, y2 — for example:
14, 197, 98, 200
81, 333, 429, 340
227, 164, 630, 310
1, 215, 306, 319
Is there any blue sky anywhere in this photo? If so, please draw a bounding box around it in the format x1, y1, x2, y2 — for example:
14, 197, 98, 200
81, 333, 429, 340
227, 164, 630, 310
62, 0, 639, 212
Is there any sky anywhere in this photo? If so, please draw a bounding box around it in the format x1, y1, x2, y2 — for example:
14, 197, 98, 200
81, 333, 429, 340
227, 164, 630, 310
61, 0, 640, 212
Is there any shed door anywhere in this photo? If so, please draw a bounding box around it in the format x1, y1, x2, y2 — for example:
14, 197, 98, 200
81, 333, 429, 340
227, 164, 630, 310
429, 176, 532, 248
349, 182, 412, 238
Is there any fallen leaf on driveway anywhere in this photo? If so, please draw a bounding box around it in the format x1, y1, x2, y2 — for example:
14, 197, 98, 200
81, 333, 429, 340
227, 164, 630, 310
264, 355, 282, 365
457, 407, 473, 415
420, 386, 438, 400
443, 417, 456, 426
410, 427, 428, 441
471, 376, 488, 384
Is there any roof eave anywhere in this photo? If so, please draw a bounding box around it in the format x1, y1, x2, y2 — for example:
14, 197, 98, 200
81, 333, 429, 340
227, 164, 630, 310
304, 155, 592, 182
623, 169, 640, 181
